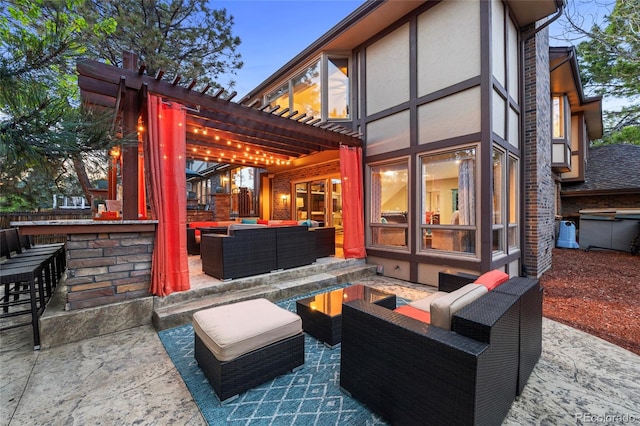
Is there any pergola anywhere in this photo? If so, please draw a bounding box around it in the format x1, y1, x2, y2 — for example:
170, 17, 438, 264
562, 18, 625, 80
77, 52, 361, 219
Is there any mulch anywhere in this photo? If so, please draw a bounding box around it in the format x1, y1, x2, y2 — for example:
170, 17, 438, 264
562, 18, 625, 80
540, 248, 640, 356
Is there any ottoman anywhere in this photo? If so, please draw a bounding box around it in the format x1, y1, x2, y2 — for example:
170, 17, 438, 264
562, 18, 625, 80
193, 298, 305, 403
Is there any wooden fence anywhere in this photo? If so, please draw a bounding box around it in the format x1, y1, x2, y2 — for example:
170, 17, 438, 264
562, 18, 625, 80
1, 210, 93, 245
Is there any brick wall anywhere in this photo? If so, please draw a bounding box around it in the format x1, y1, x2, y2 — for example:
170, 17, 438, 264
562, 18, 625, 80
271, 160, 340, 220
211, 194, 231, 220
523, 26, 554, 278
562, 194, 640, 218
187, 211, 215, 222
65, 231, 154, 310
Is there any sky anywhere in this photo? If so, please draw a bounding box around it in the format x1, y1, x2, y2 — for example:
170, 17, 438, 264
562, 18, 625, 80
212, 0, 618, 106
210, 0, 365, 98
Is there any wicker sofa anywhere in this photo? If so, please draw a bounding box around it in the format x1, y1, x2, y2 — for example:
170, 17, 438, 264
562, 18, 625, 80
201, 225, 336, 280
187, 220, 336, 257
339, 275, 541, 425
186, 221, 237, 255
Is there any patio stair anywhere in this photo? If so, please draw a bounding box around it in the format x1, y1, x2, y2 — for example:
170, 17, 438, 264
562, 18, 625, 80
152, 258, 377, 330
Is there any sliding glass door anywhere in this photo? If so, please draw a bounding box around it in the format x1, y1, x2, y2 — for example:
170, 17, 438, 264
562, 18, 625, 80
294, 176, 342, 228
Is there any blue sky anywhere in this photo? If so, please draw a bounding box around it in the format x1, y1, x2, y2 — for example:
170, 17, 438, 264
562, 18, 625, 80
211, 0, 365, 97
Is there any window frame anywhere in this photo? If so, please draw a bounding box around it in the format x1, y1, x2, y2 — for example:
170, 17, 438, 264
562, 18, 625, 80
367, 158, 410, 251
492, 146, 506, 255
507, 154, 519, 251
264, 53, 351, 122
551, 94, 571, 168
418, 145, 479, 257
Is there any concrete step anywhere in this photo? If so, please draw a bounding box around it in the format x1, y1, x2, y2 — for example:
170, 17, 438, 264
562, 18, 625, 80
154, 257, 367, 309
152, 262, 377, 331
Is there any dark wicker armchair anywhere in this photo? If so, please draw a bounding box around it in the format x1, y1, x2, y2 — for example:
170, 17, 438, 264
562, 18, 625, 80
340, 289, 524, 425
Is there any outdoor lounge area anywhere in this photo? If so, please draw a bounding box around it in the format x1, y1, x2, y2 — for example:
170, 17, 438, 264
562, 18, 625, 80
3, 0, 636, 423
2, 267, 638, 425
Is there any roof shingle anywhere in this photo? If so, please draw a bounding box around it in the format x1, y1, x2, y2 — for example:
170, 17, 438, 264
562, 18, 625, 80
562, 144, 640, 193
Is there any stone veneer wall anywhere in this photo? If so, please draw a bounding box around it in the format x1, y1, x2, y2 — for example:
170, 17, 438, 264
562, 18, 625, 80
65, 231, 154, 310
271, 160, 340, 220
523, 26, 554, 278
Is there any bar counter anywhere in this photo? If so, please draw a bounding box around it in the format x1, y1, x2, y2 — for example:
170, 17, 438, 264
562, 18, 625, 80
10, 219, 158, 235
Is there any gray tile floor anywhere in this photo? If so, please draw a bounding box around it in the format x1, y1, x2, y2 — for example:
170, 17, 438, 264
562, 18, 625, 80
2, 278, 639, 425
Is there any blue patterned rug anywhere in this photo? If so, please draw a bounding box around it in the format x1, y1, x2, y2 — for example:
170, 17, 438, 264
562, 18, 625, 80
158, 286, 407, 425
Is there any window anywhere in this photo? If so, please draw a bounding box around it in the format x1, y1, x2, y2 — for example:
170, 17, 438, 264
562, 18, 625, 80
292, 61, 321, 119
492, 148, 505, 253
265, 55, 350, 121
369, 161, 408, 249
266, 83, 289, 112
508, 155, 519, 250
552, 95, 565, 139
552, 94, 571, 168
420, 147, 476, 254
327, 57, 349, 119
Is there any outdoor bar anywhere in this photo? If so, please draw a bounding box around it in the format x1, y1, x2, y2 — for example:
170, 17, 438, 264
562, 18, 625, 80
9, 219, 158, 348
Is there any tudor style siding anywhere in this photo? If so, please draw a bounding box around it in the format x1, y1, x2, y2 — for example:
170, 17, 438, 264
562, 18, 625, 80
359, 0, 528, 285
248, 0, 563, 285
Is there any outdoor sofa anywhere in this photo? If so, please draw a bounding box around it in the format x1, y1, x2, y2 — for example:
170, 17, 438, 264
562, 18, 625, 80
187, 220, 335, 257
200, 224, 336, 280
339, 273, 542, 425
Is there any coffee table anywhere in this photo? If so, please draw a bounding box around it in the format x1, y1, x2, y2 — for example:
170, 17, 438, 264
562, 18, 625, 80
296, 284, 396, 348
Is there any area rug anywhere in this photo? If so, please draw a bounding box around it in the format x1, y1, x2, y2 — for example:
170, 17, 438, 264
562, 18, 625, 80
158, 285, 408, 425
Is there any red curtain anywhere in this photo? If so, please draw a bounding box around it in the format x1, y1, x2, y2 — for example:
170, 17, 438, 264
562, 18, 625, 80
137, 148, 146, 219
145, 95, 190, 296
339, 146, 366, 258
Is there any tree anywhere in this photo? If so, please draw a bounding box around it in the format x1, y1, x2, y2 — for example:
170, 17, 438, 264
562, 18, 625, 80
556, 0, 640, 145
78, 0, 243, 91
1, 0, 243, 211
1, 0, 117, 211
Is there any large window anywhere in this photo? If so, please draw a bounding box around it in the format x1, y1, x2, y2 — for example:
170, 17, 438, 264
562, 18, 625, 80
369, 161, 409, 249
265, 55, 350, 122
420, 147, 477, 254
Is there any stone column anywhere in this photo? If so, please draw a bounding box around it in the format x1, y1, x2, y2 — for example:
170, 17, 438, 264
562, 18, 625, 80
65, 231, 154, 309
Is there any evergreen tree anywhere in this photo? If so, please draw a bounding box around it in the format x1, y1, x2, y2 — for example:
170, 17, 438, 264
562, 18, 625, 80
560, 0, 640, 145
1, 0, 242, 210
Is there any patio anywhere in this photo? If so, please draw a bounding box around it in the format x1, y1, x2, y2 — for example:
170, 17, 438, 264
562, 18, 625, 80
2, 269, 639, 425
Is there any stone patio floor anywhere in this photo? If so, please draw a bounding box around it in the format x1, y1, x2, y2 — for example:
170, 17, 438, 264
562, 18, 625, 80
2, 270, 639, 425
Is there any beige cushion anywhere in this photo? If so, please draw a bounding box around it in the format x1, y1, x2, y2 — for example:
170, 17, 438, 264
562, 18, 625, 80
227, 223, 267, 235
430, 284, 488, 330
193, 298, 302, 362
409, 291, 448, 312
